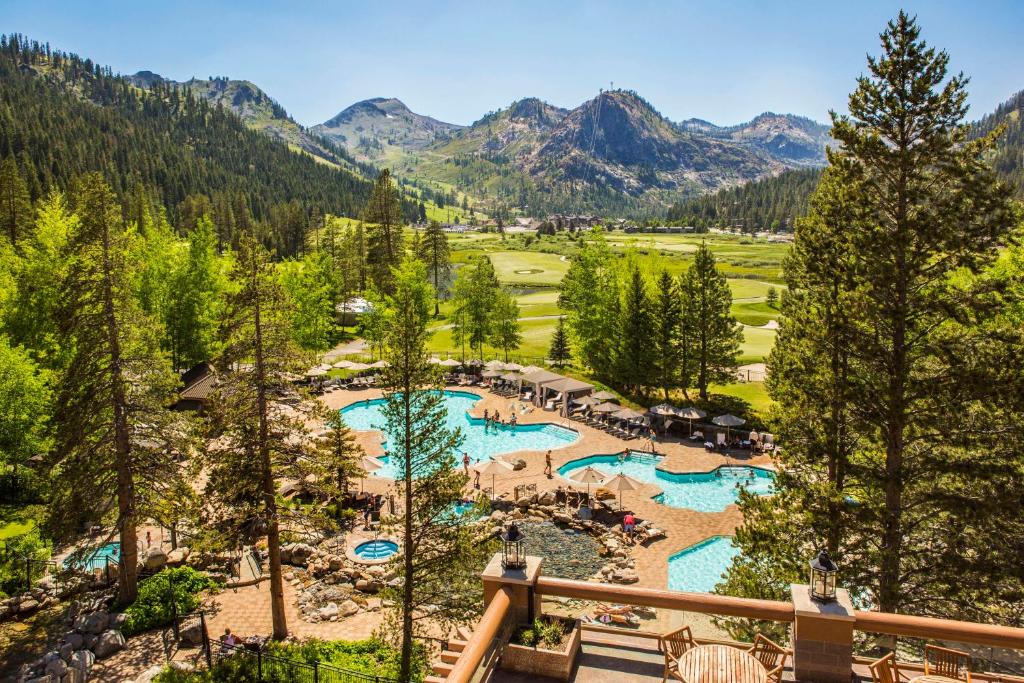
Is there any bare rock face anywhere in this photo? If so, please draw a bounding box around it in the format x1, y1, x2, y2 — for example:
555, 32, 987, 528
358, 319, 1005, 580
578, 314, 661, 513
166, 547, 190, 566
92, 629, 126, 659
143, 547, 168, 570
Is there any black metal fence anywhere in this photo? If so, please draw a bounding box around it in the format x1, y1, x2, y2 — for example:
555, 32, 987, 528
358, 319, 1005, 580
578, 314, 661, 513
213, 641, 404, 683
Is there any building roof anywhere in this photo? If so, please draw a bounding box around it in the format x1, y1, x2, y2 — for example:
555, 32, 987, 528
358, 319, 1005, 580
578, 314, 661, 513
520, 369, 564, 386
179, 362, 216, 401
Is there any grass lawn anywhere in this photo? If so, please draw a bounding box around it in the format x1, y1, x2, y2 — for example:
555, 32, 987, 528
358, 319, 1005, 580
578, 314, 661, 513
732, 301, 780, 326
0, 520, 33, 540
739, 326, 777, 364
487, 251, 569, 287
728, 279, 783, 300
709, 381, 772, 415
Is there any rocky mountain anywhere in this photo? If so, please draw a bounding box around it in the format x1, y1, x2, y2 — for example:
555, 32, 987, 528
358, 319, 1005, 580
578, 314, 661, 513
126, 72, 352, 168
311, 97, 463, 162
720, 113, 832, 165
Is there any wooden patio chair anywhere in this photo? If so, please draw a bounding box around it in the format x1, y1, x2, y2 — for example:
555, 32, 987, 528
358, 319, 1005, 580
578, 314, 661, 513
924, 645, 971, 682
659, 624, 696, 682
748, 633, 789, 683
869, 652, 901, 683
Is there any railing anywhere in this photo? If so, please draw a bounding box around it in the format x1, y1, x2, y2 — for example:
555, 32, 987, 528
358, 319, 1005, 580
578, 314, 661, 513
215, 640, 403, 683
446, 587, 513, 683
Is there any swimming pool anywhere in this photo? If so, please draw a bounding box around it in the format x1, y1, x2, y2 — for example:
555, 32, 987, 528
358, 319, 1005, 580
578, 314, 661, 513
63, 542, 121, 571
667, 536, 739, 593
353, 540, 398, 560
341, 391, 579, 479
557, 452, 774, 512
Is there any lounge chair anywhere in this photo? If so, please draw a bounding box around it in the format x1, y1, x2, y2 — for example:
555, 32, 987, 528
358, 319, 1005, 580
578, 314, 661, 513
689, 430, 704, 441
748, 634, 789, 683
634, 521, 666, 544
716, 432, 726, 450
659, 624, 696, 682
924, 645, 971, 682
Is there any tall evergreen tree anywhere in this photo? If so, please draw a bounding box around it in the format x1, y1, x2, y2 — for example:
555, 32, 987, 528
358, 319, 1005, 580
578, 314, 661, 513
379, 257, 487, 680
422, 220, 451, 316
0, 156, 32, 246
651, 270, 683, 400
725, 13, 1024, 624
680, 243, 742, 399
362, 169, 404, 293
548, 316, 571, 366
559, 228, 619, 377
50, 173, 189, 604
615, 264, 653, 395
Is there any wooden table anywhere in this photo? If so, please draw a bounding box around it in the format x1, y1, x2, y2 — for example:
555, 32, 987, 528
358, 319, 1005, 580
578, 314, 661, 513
909, 676, 966, 683
677, 644, 767, 683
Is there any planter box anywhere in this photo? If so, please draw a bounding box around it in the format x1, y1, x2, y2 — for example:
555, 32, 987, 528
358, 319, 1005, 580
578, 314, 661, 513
500, 618, 581, 681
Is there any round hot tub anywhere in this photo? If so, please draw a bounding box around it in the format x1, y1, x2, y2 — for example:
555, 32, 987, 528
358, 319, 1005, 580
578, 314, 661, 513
348, 538, 399, 565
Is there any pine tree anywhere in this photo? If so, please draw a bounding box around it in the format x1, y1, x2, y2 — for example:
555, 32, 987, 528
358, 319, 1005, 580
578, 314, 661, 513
558, 228, 619, 377
204, 233, 311, 639
50, 173, 190, 604
423, 220, 451, 316
680, 243, 742, 399
615, 264, 653, 395
651, 270, 683, 400
489, 288, 522, 362
378, 256, 488, 680
548, 316, 571, 366
362, 169, 404, 293
725, 13, 1024, 623
0, 156, 32, 245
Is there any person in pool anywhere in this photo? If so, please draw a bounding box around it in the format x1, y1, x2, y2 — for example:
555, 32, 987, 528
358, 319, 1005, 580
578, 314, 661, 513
494, 410, 501, 427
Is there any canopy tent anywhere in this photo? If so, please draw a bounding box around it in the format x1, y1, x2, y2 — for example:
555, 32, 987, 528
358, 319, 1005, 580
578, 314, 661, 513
473, 458, 514, 500
603, 473, 643, 510
540, 377, 595, 416
519, 369, 565, 404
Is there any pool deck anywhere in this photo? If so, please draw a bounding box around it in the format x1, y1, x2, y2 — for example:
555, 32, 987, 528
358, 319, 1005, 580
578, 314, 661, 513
321, 385, 776, 591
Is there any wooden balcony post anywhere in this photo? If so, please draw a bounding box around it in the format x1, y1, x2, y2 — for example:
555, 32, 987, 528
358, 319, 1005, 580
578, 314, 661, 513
791, 583, 855, 683
481, 553, 543, 625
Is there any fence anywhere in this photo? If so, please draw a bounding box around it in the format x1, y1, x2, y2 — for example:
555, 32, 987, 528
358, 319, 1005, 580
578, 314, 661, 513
213, 641, 404, 683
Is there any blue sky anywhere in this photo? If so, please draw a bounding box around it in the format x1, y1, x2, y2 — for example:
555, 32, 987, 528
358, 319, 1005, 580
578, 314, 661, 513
4, 1, 1022, 127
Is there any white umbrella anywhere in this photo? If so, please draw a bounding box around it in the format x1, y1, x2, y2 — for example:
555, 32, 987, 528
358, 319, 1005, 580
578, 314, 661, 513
713, 414, 746, 440
306, 367, 329, 377
501, 372, 524, 382
568, 465, 608, 502
485, 359, 506, 369
473, 458, 514, 500
359, 456, 384, 491
346, 362, 370, 371
677, 407, 707, 435
439, 358, 462, 368
504, 362, 523, 371
603, 473, 643, 510
649, 403, 678, 416
428, 357, 442, 365
482, 369, 503, 379
333, 359, 356, 369
519, 365, 543, 374
368, 360, 389, 369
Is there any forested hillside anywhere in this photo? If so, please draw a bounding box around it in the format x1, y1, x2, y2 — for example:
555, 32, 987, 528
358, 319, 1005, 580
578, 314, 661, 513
974, 89, 1024, 196
666, 168, 822, 231
0, 35, 419, 255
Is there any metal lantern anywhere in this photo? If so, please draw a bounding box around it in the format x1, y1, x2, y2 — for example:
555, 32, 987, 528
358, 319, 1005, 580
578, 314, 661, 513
809, 549, 838, 603
501, 522, 527, 570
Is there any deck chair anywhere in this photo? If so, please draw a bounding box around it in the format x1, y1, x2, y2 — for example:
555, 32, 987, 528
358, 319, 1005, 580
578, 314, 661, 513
716, 432, 726, 449
869, 652, 901, 683
748, 634, 789, 683
659, 624, 696, 682
925, 645, 971, 682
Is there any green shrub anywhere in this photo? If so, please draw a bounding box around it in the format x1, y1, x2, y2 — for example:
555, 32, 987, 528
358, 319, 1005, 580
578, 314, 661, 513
123, 566, 213, 635
514, 618, 568, 650
0, 527, 51, 598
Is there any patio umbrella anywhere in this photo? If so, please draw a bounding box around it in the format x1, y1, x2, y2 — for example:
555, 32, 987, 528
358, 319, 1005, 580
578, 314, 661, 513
439, 358, 462, 368
603, 473, 643, 510
612, 407, 645, 421
346, 362, 370, 371
504, 362, 523, 371
713, 414, 746, 440
677, 407, 707, 435
473, 458, 514, 501
591, 401, 619, 414
568, 465, 608, 502
649, 403, 678, 416
501, 372, 524, 382
359, 456, 384, 492
465, 359, 484, 367
482, 369, 503, 379
572, 395, 601, 406
485, 359, 506, 369
428, 357, 442, 365
368, 360, 389, 369
333, 359, 356, 369
519, 365, 543, 374
592, 390, 618, 402
306, 366, 329, 377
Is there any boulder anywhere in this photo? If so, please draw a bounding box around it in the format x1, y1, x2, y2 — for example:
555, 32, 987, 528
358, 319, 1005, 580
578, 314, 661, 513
166, 547, 190, 566
537, 490, 556, 506
552, 512, 573, 525
489, 510, 506, 523
18, 598, 41, 614
45, 655, 68, 678
611, 568, 639, 584
134, 665, 165, 683
179, 620, 204, 646
70, 650, 94, 673
59, 642, 75, 662
327, 556, 344, 571
81, 611, 109, 635
317, 602, 339, 620
144, 548, 168, 570
61, 668, 83, 683
279, 545, 293, 565
340, 599, 360, 617
63, 633, 84, 650
354, 579, 379, 594
92, 629, 126, 659
509, 458, 527, 471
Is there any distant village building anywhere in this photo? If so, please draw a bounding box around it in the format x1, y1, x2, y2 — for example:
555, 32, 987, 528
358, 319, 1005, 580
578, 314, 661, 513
547, 213, 601, 230
174, 362, 216, 412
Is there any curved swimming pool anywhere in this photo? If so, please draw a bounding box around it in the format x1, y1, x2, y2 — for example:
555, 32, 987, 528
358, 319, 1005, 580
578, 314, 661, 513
557, 451, 774, 512
667, 536, 739, 593
340, 391, 579, 479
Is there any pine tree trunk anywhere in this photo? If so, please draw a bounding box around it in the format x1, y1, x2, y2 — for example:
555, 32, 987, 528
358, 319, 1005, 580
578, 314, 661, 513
252, 257, 288, 640
400, 389, 415, 681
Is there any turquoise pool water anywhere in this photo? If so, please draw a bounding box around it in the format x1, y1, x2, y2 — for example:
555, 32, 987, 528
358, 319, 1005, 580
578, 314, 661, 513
63, 542, 120, 571
557, 452, 774, 512
668, 536, 739, 593
341, 391, 579, 479
354, 540, 398, 560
